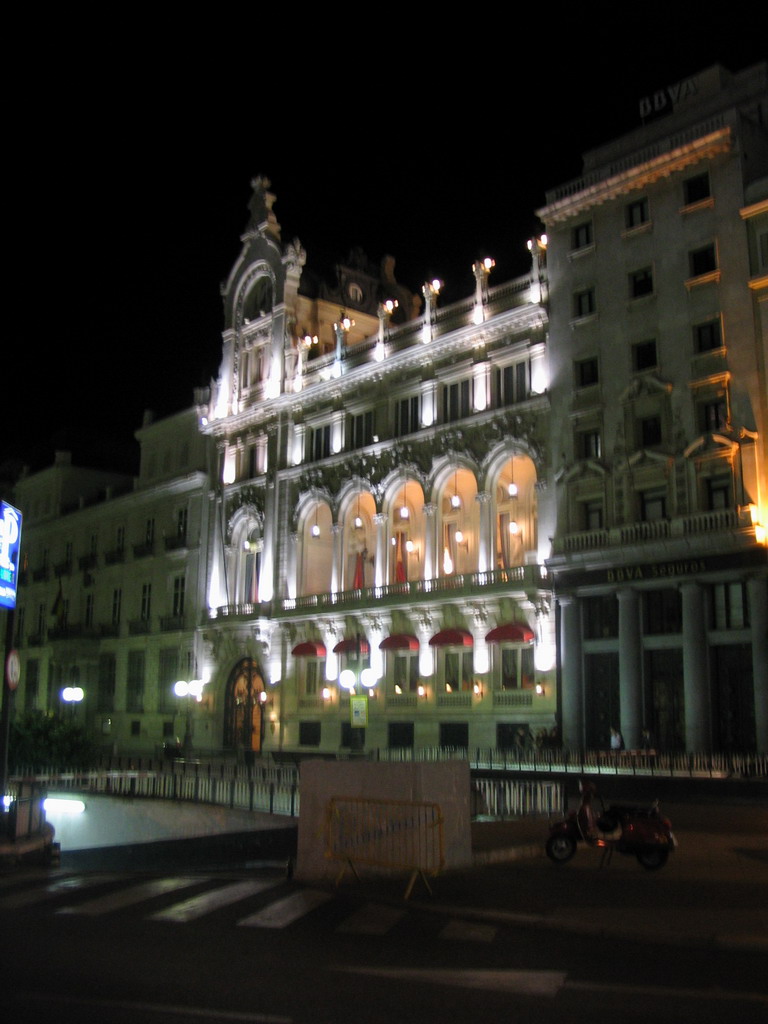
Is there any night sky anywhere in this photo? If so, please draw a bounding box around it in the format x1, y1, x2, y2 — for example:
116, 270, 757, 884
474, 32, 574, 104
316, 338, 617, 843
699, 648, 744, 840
5, 11, 765, 477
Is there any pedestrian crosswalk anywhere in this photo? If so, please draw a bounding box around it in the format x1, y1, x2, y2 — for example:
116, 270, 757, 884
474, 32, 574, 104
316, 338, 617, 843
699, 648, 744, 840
0, 870, 499, 942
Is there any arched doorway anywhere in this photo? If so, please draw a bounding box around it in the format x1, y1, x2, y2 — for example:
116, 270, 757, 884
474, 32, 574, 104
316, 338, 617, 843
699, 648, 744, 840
225, 658, 266, 757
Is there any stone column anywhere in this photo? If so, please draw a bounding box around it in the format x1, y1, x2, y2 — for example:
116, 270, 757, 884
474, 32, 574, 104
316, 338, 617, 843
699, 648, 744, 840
330, 523, 343, 596
476, 491, 492, 574
422, 503, 437, 581
373, 513, 387, 589
681, 581, 710, 752
618, 588, 642, 749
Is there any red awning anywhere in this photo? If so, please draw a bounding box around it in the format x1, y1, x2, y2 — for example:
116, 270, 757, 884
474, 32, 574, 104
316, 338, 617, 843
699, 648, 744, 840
379, 634, 419, 652
485, 623, 534, 644
429, 628, 473, 647
291, 641, 327, 657
332, 638, 370, 655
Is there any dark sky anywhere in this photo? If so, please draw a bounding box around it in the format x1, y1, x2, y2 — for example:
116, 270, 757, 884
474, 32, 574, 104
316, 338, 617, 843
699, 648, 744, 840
5, 11, 765, 477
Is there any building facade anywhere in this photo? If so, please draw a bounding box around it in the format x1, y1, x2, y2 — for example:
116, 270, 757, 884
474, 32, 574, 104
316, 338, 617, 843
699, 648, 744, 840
7, 61, 767, 759
541, 62, 768, 754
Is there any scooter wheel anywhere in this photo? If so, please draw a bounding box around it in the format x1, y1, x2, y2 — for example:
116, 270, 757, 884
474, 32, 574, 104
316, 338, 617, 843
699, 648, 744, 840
546, 834, 577, 864
636, 848, 669, 870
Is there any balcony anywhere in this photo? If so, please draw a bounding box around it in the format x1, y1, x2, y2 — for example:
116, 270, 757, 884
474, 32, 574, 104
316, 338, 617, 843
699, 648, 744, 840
133, 542, 155, 559
206, 565, 550, 624
554, 507, 755, 556
159, 614, 187, 632
164, 533, 188, 552
104, 548, 125, 565
54, 560, 72, 578
78, 553, 98, 571
129, 618, 153, 635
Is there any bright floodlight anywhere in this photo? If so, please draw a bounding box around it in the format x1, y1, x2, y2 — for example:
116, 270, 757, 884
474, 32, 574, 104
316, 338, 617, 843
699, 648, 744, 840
62, 687, 84, 703
339, 669, 356, 691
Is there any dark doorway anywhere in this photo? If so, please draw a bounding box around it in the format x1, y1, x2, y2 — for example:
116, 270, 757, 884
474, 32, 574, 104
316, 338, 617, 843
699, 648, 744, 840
225, 658, 266, 757
439, 722, 468, 750
645, 649, 684, 751
388, 722, 414, 749
584, 652, 619, 750
712, 644, 755, 752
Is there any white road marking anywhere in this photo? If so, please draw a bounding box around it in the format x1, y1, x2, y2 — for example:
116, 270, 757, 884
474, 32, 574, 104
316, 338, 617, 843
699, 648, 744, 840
57, 876, 205, 914
150, 878, 281, 922
338, 966, 566, 996
238, 888, 331, 928
0, 874, 122, 909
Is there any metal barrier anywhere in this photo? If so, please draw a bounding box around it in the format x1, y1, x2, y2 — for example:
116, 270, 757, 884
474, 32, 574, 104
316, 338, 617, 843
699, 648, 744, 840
472, 777, 565, 819
325, 796, 444, 899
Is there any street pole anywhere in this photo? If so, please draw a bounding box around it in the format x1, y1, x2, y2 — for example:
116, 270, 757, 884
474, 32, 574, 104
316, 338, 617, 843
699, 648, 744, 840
0, 608, 16, 799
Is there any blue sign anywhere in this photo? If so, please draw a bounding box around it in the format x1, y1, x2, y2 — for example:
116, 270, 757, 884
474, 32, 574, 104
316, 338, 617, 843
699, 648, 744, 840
0, 501, 22, 610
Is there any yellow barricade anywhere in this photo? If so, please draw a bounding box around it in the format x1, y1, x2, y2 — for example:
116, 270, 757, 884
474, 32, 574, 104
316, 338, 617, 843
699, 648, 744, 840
324, 796, 445, 899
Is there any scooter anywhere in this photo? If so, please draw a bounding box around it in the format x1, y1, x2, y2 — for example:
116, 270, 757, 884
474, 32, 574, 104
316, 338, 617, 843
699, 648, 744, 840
545, 780, 677, 870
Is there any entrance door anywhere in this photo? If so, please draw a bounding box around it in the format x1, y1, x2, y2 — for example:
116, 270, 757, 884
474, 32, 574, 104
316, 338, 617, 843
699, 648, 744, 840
712, 644, 755, 752
225, 658, 265, 755
584, 652, 619, 750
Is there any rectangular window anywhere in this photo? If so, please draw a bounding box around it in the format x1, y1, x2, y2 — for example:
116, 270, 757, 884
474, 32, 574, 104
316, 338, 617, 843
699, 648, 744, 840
694, 318, 722, 352
629, 267, 654, 298
304, 660, 320, 696
145, 519, 155, 545
24, 659, 39, 712
639, 415, 662, 447
299, 721, 321, 746
626, 197, 649, 229
116, 525, 125, 552
172, 576, 185, 618
575, 356, 599, 388
84, 593, 94, 627
706, 474, 731, 510
576, 428, 602, 460
393, 653, 419, 693
112, 588, 122, 625
573, 288, 596, 318
443, 379, 472, 422
141, 582, 152, 620
350, 410, 374, 449
444, 650, 473, 692
97, 653, 116, 712
127, 650, 145, 712
310, 424, 331, 460
582, 499, 604, 531
759, 231, 768, 271
571, 221, 593, 249
689, 244, 717, 277
176, 508, 188, 541
632, 339, 657, 372
641, 487, 666, 521
683, 171, 710, 206
583, 595, 618, 639
711, 582, 749, 629
497, 360, 529, 406
159, 648, 179, 712
395, 395, 421, 437
699, 398, 728, 433
644, 590, 682, 634
498, 645, 535, 689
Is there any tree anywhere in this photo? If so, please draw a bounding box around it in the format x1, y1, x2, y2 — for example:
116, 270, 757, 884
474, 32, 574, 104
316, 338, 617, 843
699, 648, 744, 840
9, 711, 98, 771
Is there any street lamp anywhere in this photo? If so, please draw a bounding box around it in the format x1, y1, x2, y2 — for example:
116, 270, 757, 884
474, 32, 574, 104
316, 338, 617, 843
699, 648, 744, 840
174, 679, 205, 758
61, 686, 84, 718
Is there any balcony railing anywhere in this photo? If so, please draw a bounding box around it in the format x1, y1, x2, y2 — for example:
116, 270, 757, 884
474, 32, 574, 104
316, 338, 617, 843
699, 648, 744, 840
207, 565, 550, 623
555, 507, 752, 555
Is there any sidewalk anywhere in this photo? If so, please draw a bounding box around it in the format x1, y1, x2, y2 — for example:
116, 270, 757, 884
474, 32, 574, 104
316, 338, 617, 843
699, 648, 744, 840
449, 806, 768, 956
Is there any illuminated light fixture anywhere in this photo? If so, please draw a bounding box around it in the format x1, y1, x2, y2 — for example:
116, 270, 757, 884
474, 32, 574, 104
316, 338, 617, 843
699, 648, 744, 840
303, 334, 318, 348
405, 539, 415, 553
445, 683, 452, 693
508, 482, 518, 498
354, 494, 363, 530
535, 683, 545, 696
473, 682, 482, 696
311, 505, 320, 538
451, 470, 461, 509
394, 684, 402, 695
400, 481, 409, 520
43, 797, 86, 815
455, 529, 464, 544
391, 536, 397, 546
417, 684, 426, 698
61, 686, 84, 704
509, 520, 520, 535
322, 687, 331, 700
